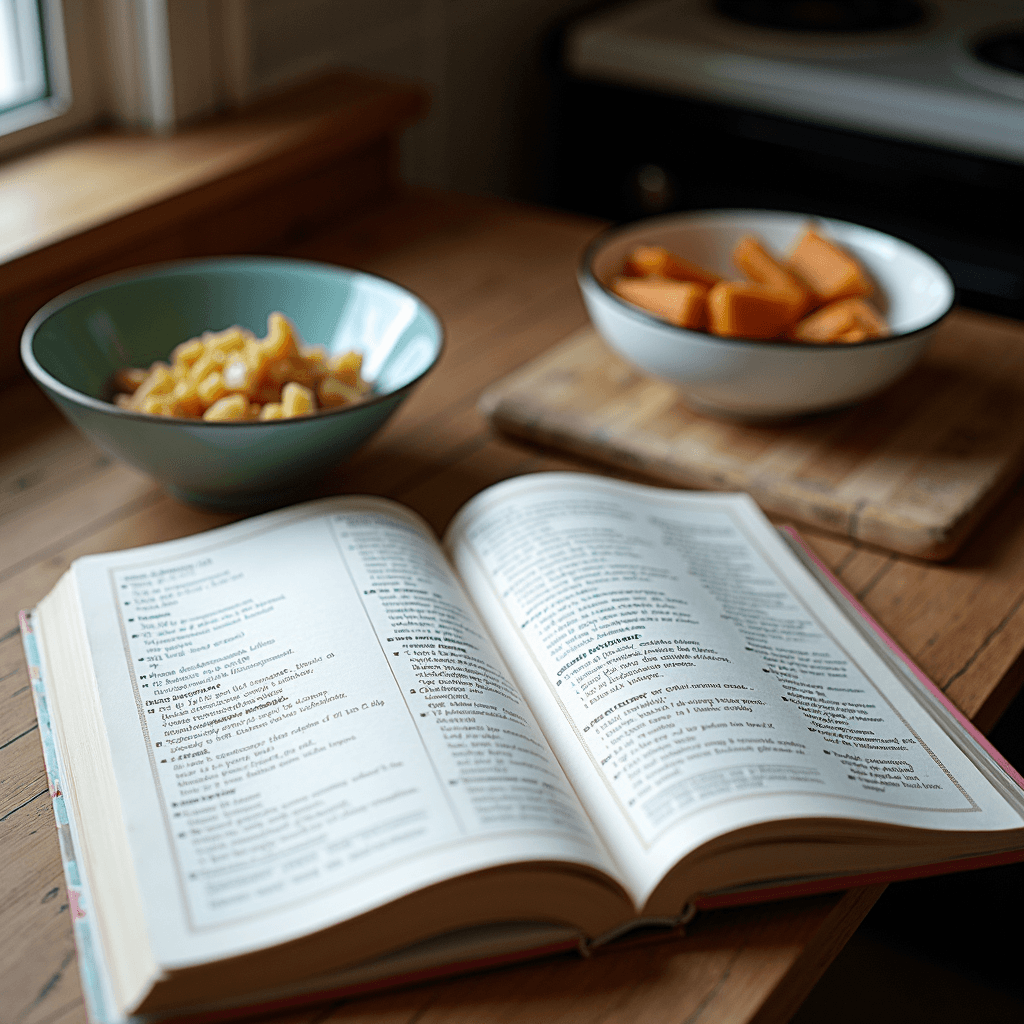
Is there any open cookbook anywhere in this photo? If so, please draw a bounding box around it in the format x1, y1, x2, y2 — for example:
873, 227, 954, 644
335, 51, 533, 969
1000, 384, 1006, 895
21, 472, 1024, 1024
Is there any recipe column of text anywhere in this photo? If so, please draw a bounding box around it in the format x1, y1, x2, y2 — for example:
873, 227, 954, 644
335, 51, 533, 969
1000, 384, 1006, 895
116, 517, 468, 928
328, 510, 598, 845
461, 488, 970, 845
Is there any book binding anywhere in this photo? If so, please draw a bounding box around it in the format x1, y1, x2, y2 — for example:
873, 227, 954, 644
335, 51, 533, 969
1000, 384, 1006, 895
20, 610, 117, 1024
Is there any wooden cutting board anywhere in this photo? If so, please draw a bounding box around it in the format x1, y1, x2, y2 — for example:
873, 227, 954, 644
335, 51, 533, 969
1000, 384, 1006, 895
479, 310, 1024, 560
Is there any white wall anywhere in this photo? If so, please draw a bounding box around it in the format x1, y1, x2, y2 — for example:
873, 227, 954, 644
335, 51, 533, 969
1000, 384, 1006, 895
238, 0, 595, 201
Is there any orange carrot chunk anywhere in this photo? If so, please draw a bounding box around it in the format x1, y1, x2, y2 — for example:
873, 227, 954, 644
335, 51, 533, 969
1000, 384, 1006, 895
732, 235, 812, 323
789, 298, 889, 344
788, 229, 873, 304
612, 277, 708, 329
706, 282, 796, 339
623, 246, 721, 287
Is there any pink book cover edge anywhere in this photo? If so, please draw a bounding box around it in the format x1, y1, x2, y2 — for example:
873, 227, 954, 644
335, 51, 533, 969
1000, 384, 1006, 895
781, 527, 1024, 791
698, 528, 1024, 911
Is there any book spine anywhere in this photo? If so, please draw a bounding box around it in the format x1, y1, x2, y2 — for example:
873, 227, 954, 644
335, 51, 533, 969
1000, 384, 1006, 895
19, 611, 119, 1024
135, 941, 583, 1024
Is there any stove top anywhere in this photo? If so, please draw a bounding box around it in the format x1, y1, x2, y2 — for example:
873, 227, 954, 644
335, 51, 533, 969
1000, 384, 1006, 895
566, 0, 1024, 162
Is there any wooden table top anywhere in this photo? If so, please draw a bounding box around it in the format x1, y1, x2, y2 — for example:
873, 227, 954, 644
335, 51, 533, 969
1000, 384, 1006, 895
3, 189, 1024, 1024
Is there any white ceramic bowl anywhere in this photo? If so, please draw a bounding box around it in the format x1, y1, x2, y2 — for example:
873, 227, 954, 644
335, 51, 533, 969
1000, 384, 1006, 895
579, 210, 955, 419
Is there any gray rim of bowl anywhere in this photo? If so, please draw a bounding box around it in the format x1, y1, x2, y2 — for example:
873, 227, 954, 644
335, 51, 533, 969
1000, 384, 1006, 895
579, 209, 956, 349
20, 255, 445, 426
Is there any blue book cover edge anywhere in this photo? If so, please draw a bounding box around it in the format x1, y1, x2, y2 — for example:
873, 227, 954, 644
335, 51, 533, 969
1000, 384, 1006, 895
20, 609, 119, 1024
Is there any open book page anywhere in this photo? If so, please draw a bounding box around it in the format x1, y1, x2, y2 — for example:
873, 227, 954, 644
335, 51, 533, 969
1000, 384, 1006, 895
444, 473, 1024, 910
55, 496, 621, 973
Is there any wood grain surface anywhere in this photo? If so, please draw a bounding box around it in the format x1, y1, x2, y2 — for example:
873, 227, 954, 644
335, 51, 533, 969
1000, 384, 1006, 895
3, 189, 1024, 1024
480, 319, 1024, 560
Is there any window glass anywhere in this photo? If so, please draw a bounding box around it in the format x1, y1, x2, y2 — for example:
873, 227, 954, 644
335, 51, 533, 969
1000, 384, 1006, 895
0, 0, 49, 117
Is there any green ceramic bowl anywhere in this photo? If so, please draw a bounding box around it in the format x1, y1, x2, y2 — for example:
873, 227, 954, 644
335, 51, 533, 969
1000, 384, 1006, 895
22, 257, 443, 510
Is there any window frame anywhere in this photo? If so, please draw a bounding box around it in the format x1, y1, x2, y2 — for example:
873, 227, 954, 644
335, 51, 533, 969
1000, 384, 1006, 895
1, 0, 236, 161
0, 0, 105, 158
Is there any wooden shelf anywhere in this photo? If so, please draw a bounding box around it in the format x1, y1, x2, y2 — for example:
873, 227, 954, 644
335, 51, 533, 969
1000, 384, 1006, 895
0, 73, 429, 383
